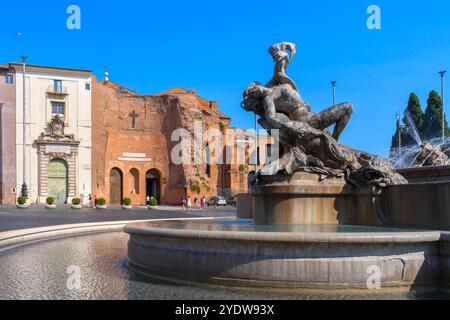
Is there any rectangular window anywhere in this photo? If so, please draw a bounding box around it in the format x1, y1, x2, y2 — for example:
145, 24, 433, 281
5, 74, 13, 84
85, 83, 91, 91
51, 102, 65, 115
53, 80, 62, 93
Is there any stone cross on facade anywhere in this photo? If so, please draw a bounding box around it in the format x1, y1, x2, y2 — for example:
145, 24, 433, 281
129, 110, 139, 129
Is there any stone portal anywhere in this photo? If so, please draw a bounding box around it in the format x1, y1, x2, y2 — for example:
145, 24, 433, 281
109, 168, 123, 205
36, 115, 79, 204
146, 169, 161, 203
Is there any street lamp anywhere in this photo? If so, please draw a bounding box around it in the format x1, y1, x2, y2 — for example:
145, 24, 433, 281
439, 70, 446, 145
396, 112, 402, 158
21, 56, 28, 198
254, 114, 258, 172
331, 80, 337, 106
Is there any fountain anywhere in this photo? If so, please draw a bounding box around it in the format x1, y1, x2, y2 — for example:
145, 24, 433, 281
126, 43, 450, 292
391, 112, 450, 169
405, 111, 423, 146
389, 110, 450, 186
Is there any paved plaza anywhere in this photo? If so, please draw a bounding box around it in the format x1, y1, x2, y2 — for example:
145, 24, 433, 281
0, 205, 236, 232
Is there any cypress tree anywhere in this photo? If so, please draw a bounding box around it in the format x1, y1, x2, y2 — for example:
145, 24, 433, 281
402, 93, 425, 145
391, 120, 408, 152
423, 90, 450, 140
390, 93, 424, 150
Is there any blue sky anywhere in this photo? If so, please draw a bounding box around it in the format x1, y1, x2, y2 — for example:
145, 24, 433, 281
2, 0, 450, 156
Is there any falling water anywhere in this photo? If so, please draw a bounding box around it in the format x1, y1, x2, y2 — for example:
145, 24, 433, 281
404, 111, 423, 146
390, 137, 450, 169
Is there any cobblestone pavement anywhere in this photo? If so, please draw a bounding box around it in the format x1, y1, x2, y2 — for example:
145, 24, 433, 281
0, 205, 237, 232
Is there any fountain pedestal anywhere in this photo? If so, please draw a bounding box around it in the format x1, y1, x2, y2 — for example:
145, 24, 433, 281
251, 172, 382, 225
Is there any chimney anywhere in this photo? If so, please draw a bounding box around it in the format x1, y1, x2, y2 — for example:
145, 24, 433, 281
104, 66, 109, 82
210, 101, 218, 110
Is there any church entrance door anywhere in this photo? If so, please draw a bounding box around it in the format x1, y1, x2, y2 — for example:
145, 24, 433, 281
110, 168, 123, 205
48, 159, 68, 204
146, 169, 161, 204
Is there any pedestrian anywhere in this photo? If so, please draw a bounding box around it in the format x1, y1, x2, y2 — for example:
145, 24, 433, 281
80, 194, 84, 207
93, 195, 97, 208
201, 196, 206, 209
88, 194, 92, 208
214, 196, 218, 209
187, 196, 192, 211
194, 196, 198, 209
181, 196, 187, 210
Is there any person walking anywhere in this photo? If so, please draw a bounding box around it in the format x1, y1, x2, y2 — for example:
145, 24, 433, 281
201, 196, 206, 209
181, 196, 187, 210
187, 196, 192, 211
194, 197, 198, 209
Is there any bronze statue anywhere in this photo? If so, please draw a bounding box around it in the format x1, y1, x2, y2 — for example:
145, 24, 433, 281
266, 42, 298, 92
242, 43, 407, 187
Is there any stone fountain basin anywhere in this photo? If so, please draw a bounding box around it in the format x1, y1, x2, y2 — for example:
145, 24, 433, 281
125, 221, 450, 291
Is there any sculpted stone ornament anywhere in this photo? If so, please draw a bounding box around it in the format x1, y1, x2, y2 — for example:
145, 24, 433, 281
417, 143, 449, 166
242, 43, 407, 187
38, 115, 75, 141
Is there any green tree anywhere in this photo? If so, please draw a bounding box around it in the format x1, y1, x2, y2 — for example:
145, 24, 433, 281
391, 120, 408, 152
403, 93, 425, 139
390, 93, 424, 150
423, 90, 450, 140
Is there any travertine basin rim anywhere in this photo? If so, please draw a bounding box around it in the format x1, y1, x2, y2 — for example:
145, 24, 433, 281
124, 223, 445, 244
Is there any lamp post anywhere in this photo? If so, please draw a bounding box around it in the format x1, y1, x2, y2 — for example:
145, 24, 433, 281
396, 112, 402, 158
439, 70, 447, 145
331, 80, 337, 106
21, 56, 28, 198
254, 114, 258, 172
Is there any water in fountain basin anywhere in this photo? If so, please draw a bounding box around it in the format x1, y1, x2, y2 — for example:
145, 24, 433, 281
139, 219, 420, 233
1, 231, 447, 300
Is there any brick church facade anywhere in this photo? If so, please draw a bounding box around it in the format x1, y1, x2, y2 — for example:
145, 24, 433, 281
92, 77, 254, 205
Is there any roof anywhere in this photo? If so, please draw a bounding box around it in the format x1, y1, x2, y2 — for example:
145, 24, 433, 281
99, 79, 139, 95
157, 87, 231, 120
0, 64, 13, 72
156, 87, 197, 96
8, 62, 92, 77
100, 80, 231, 120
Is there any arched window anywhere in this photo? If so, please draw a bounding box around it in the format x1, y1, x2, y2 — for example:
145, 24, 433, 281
130, 168, 140, 194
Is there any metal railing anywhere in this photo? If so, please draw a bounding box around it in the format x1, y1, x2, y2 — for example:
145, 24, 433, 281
46, 85, 68, 94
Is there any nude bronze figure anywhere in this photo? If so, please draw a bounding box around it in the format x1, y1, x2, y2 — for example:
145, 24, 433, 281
242, 43, 406, 187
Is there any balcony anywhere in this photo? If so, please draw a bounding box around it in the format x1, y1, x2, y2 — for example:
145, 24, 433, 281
46, 85, 68, 95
